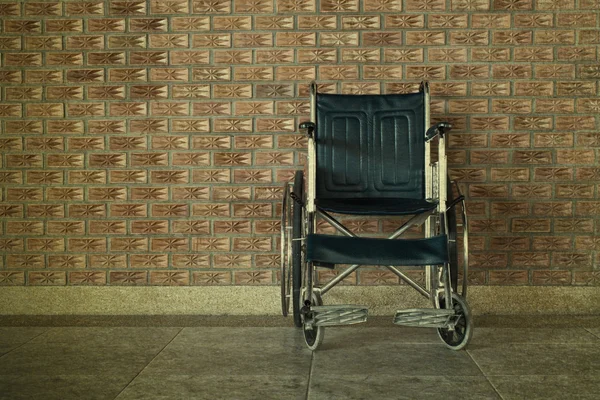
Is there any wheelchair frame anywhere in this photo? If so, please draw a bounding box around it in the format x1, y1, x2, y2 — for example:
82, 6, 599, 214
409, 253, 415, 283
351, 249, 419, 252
281, 81, 471, 351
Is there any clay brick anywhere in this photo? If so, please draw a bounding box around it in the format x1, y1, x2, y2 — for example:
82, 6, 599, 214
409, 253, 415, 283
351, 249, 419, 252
511, 184, 552, 199
532, 237, 572, 251
406, 31, 445, 46
320, 0, 358, 12
515, 115, 553, 131
89, 220, 126, 234
512, 252, 550, 268
406, 0, 445, 10
491, 133, 530, 148
513, 151, 552, 164
0, 272, 25, 286
193, 272, 231, 285
534, 133, 573, 147
490, 237, 530, 250
533, 202, 573, 217
512, 219, 551, 233
110, 204, 147, 218
234, 271, 273, 285
110, 271, 148, 285
130, 255, 168, 269
29, 271, 66, 286
385, 15, 423, 29
470, 253, 507, 269
489, 271, 529, 285
532, 271, 571, 285
0, 238, 22, 253
111, 238, 148, 252
537, 0, 574, 9
491, 202, 529, 216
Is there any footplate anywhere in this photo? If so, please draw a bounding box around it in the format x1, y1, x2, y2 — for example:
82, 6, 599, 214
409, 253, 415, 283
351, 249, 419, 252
311, 305, 368, 327
393, 309, 454, 328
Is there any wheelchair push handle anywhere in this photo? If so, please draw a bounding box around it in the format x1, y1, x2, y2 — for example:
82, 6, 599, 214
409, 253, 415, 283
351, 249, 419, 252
299, 121, 315, 138
425, 122, 452, 142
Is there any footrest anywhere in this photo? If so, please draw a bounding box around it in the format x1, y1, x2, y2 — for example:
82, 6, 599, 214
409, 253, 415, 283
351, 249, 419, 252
393, 308, 453, 328
311, 305, 368, 327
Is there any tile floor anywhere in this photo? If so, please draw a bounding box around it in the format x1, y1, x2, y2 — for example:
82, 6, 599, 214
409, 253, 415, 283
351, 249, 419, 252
1, 316, 599, 399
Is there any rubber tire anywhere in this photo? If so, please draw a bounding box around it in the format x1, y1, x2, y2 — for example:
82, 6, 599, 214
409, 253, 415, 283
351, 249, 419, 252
437, 293, 473, 351
291, 170, 304, 328
280, 183, 292, 317
447, 182, 459, 293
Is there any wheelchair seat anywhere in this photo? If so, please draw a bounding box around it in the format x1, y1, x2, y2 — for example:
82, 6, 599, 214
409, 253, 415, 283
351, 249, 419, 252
306, 234, 448, 267
315, 197, 437, 216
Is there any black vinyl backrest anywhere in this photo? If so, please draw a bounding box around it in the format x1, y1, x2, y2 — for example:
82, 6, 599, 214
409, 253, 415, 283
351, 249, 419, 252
316, 92, 425, 200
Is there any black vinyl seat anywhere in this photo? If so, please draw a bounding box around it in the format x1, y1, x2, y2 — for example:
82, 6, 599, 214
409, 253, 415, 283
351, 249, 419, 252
315, 197, 437, 216
306, 234, 448, 267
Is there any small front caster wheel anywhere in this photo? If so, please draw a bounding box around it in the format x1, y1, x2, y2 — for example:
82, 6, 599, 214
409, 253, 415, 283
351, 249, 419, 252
303, 291, 324, 351
437, 293, 473, 351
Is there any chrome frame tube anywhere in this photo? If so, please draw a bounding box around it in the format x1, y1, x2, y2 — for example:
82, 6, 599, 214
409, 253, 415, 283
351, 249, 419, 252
423, 82, 433, 293
304, 82, 318, 306
307, 82, 317, 214
385, 266, 430, 298
439, 155, 452, 306
320, 264, 361, 295
438, 126, 453, 309
461, 203, 469, 297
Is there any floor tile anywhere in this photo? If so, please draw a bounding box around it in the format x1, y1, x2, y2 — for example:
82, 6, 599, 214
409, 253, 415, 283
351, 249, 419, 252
468, 344, 600, 376
0, 375, 130, 400
117, 374, 307, 400
0, 327, 48, 356
29, 327, 181, 345
143, 328, 312, 376
473, 327, 599, 345
309, 375, 500, 400
0, 340, 166, 376
325, 326, 441, 344
488, 375, 600, 400
312, 343, 481, 376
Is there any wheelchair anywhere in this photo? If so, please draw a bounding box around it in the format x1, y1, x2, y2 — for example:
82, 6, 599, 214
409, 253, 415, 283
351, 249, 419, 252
281, 81, 472, 351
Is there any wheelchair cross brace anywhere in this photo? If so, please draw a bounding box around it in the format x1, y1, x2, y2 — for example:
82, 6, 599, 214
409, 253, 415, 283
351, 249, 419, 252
316, 208, 435, 299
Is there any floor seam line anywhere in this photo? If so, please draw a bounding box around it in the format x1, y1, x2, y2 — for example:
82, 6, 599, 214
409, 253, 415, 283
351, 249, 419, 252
0, 327, 50, 361
466, 350, 505, 400
305, 350, 315, 400
112, 327, 184, 400
584, 327, 600, 340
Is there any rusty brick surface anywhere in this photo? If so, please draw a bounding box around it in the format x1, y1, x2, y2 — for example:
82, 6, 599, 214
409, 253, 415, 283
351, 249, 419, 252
0, 0, 599, 287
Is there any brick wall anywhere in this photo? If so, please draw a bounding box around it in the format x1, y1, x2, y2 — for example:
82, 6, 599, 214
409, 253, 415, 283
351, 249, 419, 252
0, 0, 598, 288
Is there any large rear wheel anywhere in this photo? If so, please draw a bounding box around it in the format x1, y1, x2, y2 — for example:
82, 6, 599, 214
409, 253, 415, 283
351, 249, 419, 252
291, 171, 304, 328
280, 182, 293, 317
447, 181, 468, 296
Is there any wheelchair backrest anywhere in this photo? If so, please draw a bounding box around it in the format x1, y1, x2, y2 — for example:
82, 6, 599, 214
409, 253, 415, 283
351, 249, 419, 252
315, 91, 426, 200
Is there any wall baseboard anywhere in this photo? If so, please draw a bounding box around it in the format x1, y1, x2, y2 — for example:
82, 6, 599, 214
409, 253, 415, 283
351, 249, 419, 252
1, 286, 599, 316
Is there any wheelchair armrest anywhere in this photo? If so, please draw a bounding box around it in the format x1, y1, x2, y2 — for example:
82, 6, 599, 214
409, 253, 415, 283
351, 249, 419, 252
425, 122, 452, 142
299, 121, 315, 138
